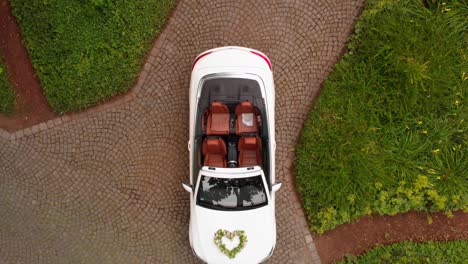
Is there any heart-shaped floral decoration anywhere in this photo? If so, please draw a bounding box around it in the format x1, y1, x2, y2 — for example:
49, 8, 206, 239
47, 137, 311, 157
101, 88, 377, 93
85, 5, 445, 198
214, 229, 248, 259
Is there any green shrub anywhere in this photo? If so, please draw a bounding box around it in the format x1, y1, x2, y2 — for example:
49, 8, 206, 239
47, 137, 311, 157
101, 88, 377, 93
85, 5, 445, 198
0, 59, 15, 114
312, 175, 467, 233
9, 0, 176, 112
339, 240, 468, 264
296, 0, 468, 233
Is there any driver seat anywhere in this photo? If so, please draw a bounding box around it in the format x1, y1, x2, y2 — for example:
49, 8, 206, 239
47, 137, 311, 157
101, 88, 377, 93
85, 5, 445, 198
202, 138, 227, 167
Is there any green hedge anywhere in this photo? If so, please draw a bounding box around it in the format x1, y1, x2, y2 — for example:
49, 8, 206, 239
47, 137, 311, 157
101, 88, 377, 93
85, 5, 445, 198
296, 0, 468, 234
10, 0, 176, 112
0, 58, 15, 114
339, 240, 468, 264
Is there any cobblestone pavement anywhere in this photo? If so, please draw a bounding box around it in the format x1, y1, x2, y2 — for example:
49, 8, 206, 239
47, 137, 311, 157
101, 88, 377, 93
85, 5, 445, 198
0, 0, 362, 263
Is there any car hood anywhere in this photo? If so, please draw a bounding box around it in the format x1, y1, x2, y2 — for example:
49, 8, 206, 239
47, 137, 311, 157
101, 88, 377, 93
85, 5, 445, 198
191, 205, 275, 264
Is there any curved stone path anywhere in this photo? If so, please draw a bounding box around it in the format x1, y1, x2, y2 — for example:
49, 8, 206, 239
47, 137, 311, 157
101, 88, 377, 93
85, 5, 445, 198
0, 0, 363, 263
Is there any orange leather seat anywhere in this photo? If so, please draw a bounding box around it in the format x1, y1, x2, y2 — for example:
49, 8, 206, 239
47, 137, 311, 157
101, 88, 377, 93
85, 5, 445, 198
235, 101, 259, 135
203, 138, 227, 167
238, 136, 262, 167
206, 102, 230, 136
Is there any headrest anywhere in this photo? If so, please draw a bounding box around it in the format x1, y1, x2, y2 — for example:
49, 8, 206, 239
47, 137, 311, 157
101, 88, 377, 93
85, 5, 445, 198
206, 138, 225, 153
236, 101, 255, 115
210, 102, 228, 114
241, 137, 259, 150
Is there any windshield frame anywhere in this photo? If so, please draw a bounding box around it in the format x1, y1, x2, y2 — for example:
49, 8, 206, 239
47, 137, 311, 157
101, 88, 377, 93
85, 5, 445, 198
194, 168, 270, 211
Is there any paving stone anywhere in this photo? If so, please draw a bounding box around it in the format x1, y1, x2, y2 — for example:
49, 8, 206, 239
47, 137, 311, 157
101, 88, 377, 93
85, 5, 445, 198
22, 127, 32, 136
31, 125, 40, 134
46, 120, 55, 129
53, 118, 62, 126
0, 0, 363, 263
39, 123, 48, 131
0, 129, 11, 139
14, 130, 24, 139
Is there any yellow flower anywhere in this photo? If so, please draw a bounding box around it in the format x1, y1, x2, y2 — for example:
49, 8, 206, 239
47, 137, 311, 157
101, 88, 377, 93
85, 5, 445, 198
432, 148, 440, 154
427, 215, 433, 225
427, 189, 439, 198
364, 206, 372, 215
421, 130, 428, 134
347, 194, 356, 204
454, 99, 460, 106
417, 120, 423, 125
445, 211, 454, 218
415, 175, 431, 190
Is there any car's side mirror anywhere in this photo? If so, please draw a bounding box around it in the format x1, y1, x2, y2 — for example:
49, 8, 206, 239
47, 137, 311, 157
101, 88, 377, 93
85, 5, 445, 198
272, 182, 282, 192
182, 183, 193, 193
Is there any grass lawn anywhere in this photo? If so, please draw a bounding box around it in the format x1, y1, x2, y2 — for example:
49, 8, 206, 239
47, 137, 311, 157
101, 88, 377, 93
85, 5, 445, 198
0, 58, 15, 114
296, 0, 467, 233
339, 240, 468, 264
10, 0, 176, 113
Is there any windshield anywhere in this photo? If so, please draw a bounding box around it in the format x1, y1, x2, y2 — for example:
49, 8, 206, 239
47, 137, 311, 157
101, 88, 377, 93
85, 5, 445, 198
196, 175, 268, 210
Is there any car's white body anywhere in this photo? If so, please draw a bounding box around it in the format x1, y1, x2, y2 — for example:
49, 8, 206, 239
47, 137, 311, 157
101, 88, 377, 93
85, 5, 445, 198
185, 46, 279, 264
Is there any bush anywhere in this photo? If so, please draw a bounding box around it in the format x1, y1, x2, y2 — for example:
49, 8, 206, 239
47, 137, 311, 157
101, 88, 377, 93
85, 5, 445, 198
10, 0, 176, 112
0, 58, 15, 114
339, 240, 468, 264
296, 0, 468, 233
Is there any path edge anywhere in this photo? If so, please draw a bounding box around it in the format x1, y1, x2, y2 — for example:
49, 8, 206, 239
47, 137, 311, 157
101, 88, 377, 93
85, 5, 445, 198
0, 0, 182, 136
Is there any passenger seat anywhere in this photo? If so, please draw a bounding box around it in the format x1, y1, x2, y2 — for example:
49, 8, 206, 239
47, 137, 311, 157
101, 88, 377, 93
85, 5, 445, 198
238, 136, 262, 167
202, 138, 227, 167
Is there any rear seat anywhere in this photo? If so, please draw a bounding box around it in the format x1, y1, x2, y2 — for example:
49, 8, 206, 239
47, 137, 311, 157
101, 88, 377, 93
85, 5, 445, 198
235, 101, 259, 135
205, 102, 230, 136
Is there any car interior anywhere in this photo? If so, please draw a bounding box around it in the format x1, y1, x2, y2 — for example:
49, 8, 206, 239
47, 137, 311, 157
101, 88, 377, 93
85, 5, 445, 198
192, 77, 271, 186
202, 100, 262, 168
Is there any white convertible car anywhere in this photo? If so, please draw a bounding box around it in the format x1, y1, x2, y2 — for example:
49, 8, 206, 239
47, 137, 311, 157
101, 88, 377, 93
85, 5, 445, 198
182, 46, 281, 263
